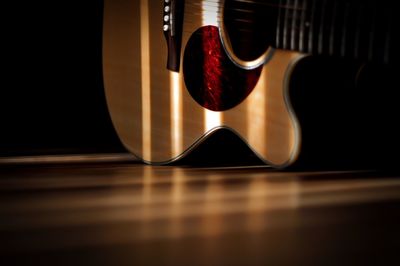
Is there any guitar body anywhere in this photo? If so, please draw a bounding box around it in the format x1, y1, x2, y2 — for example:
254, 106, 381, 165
103, 0, 306, 167
103, 0, 398, 168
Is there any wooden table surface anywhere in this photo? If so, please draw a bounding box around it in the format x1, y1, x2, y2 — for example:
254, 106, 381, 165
1, 156, 400, 265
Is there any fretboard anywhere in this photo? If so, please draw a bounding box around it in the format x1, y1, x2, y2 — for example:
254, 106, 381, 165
275, 0, 393, 64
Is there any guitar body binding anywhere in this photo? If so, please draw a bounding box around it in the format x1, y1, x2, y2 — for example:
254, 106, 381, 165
103, 0, 306, 167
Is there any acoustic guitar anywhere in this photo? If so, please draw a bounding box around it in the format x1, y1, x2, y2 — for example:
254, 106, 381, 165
103, 0, 394, 167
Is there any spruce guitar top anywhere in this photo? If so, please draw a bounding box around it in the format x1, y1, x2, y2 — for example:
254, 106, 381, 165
103, 0, 394, 167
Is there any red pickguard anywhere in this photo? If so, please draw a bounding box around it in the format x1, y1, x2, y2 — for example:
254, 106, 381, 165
183, 26, 263, 111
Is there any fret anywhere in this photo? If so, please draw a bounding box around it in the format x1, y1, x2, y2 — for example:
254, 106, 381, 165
340, 2, 350, 57
283, 0, 292, 49
325, 0, 336, 56
368, 1, 377, 61
353, 0, 362, 59
328, 1, 338, 55
344, 0, 360, 59
304, 0, 314, 54
357, 2, 371, 61
276, 0, 284, 48
290, 0, 299, 51
307, 0, 317, 54
317, 0, 327, 55
298, 0, 308, 53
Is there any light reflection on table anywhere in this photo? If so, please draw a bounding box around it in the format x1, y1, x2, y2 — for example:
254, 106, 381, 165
1, 163, 400, 265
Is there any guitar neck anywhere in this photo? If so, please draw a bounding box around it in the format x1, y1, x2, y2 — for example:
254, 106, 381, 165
274, 0, 393, 64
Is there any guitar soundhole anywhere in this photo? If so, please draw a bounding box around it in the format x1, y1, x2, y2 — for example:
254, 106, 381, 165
183, 26, 262, 111
223, 0, 278, 61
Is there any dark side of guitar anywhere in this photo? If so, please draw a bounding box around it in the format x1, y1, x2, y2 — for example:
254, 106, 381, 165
287, 57, 400, 169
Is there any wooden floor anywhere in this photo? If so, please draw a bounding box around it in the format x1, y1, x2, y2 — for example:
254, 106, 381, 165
1, 156, 400, 265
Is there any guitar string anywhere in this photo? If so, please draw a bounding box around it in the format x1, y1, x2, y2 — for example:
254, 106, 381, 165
175, 0, 391, 61
181, 1, 362, 42
182, 0, 385, 28
185, 0, 302, 9
182, 0, 303, 30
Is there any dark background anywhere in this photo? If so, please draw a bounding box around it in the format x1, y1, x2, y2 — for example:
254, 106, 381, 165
0, 0, 125, 156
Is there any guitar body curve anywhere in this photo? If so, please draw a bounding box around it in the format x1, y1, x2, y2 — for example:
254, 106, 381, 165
103, 0, 306, 167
